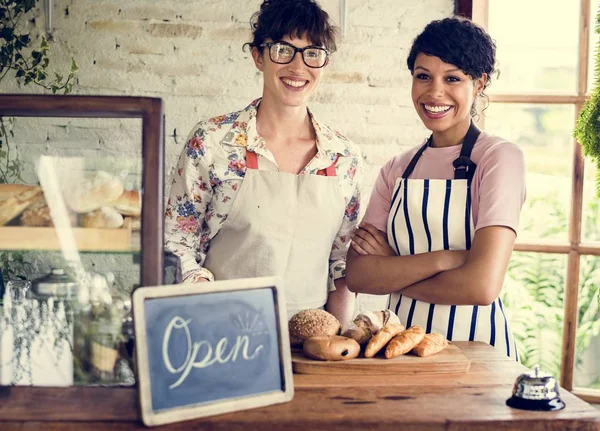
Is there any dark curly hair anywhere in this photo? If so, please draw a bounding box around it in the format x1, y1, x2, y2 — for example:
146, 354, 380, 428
244, 0, 338, 53
407, 17, 497, 116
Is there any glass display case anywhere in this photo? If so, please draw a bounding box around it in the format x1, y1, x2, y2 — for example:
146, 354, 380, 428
0, 94, 164, 387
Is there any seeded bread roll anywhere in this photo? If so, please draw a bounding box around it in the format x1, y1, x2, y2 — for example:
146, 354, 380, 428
288, 309, 340, 346
303, 335, 360, 361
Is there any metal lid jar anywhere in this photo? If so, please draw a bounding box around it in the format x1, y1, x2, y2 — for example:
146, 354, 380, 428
31, 268, 78, 300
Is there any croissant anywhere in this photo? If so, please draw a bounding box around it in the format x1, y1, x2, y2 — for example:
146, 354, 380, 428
341, 310, 400, 345
412, 333, 448, 357
385, 325, 425, 359
364, 323, 405, 358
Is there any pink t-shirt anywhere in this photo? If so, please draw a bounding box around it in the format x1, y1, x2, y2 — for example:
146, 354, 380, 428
363, 131, 526, 234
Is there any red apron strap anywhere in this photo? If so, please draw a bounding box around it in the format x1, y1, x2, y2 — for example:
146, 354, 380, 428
245, 149, 258, 169
317, 154, 340, 176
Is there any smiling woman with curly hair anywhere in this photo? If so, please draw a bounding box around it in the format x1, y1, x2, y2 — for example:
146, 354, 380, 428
346, 17, 526, 361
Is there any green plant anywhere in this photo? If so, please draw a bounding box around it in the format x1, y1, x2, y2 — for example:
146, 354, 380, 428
0, 0, 78, 183
575, 5, 600, 196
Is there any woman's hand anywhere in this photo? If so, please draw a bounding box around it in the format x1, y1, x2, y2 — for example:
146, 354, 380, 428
351, 222, 396, 256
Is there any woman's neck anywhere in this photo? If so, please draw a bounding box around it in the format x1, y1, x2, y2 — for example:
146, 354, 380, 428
256, 94, 313, 141
431, 118, 471, 148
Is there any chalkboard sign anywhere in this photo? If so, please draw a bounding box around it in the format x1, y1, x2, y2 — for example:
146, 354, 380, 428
132, 276, 294, 427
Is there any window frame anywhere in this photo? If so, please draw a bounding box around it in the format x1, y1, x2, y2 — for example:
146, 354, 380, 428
462, 0, 599, 404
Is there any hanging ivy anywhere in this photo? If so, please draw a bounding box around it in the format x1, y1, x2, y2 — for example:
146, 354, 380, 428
575, 6, 600, 196
0, 0, 79, 183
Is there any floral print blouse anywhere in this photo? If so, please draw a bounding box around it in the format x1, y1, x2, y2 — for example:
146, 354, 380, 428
165, 99, 363, 291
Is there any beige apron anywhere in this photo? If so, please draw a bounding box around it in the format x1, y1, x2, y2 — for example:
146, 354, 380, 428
204, 149, 346, 318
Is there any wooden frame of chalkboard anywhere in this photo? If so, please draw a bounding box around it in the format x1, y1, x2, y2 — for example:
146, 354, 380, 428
132, 276, 294, 427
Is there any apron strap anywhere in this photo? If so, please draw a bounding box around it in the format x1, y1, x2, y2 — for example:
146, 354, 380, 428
245, 149, 339, 176
318, 154, 339, 177
245, 149, 259, 169
401, 141, 429, 179
452, 122, 481, 182
401, 121, 481, 181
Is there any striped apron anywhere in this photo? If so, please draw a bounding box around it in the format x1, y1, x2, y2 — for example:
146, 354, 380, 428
386, 123, 518, 360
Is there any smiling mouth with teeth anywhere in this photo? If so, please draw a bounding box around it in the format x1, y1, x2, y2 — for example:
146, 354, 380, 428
424, 104, 452, 113
282, 78, 308, 88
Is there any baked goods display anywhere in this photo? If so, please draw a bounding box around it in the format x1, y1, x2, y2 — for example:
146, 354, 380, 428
302, 335, 360, 361
288, 309, 340, 346
0, 174, 141, 251
294, 309, 451, 362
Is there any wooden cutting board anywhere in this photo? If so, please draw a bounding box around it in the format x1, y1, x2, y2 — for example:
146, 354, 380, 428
291, 342, 471, 375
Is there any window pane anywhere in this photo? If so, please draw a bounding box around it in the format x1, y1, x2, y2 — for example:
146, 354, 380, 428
581, 157, 600, 242
502, 252, 566, 379
574, 256, 600, 390
589, 0, 600, 93
488, 0, 580, 94
484, 103, 574, 241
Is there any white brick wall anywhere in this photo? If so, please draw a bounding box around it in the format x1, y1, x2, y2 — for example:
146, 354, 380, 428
1, 0, 454, 312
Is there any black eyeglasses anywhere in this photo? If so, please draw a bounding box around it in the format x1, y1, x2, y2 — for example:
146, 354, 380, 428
259, 41, 329, 68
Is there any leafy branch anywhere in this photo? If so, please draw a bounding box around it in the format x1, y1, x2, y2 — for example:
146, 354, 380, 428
0, 0, 79, 183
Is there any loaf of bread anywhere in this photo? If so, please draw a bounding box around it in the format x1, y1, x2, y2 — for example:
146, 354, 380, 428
288, 309, 340, 346
0, 184, 37, 201
341, 309, 401, 345
0, 187, 43, 226
364, 323, 405, 358
385, 325, 426, 359
64, 171, 124, 213
412, 333, 448, 357
110, 189, 141, 217
81, 206, 124, 229
302, 335, 360, 361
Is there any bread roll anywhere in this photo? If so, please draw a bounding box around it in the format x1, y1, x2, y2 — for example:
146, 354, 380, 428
19, 199, 76, 227
0, 187, 43, 226
385, 325, 426, 359
82, 206, 124, 229
302, 335, 360, 361
364, 323, 405, 358
288, 309, 340, 346
64, 171, 124, 213
412, 333, 448, 357
110, 190, 141, 217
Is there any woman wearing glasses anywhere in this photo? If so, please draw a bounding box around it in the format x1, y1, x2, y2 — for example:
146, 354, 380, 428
346, 17, 525, 359
165, 0, 362, 323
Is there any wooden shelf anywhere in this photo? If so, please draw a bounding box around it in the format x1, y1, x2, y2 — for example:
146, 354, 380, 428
0, 218, 139, 252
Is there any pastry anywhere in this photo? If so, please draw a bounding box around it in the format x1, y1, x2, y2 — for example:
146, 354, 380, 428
302, 335, 360, 361
82, 206, 124, 229
385, 325, 426, 359
412, 333, 448, 357
64, 171, 124, 213
341, 309, 400, 345
0, 187, 43, 226
364, 323, 405, 358
288, 309, 340, 346
110, 189, 141, 217
0, 184, 37, 201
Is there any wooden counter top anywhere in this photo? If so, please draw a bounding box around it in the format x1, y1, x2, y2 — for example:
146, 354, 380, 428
0, 342, 598, 430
